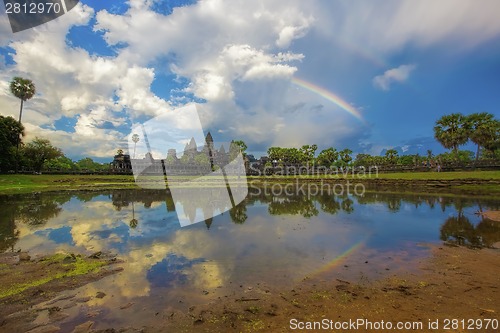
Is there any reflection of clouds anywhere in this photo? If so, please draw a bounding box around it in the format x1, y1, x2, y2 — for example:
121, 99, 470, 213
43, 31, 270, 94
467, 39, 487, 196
13, 193, 371, 302
118, 244, 170, 297
6, 190, 500, 330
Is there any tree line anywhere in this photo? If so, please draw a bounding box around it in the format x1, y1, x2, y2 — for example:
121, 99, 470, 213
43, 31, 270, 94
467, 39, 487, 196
1, 77, 109, 173
263, 112, 499, 169
2, 76, 498, 173
0, 115, 109, 173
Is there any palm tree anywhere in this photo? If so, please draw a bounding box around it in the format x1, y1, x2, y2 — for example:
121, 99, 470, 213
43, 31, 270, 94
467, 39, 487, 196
10, 77, 35, 173
132, 134, 140, 158
385, 149, 398, 165
466, 112, 500, 163
129, 202, 138, 229
10, 77, 36, 123
339, 148, 353, 165
434, 113, 468, 157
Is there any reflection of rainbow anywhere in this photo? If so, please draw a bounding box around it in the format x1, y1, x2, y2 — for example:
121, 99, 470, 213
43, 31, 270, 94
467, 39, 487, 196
292, 77, 365, 123
307, 240, 366, 280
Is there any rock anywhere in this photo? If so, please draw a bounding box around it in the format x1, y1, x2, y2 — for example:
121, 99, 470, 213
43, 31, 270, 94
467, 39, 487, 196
0, 252, 20, 265
63, 254, 77, 264
88, 251, 103, 259
26, 325, 60, 333
86, 310, 100, 318
71, 321, 94, 333
96, 291, 106, 299
63, 302, 77, 309
491, 242, 500, 249
74, 296, 92, 303
48, 306, 61, 315
45, 293, 76, 305
120, 302, 134, 309
49, 311, 70, 322
19, 252, 31, 261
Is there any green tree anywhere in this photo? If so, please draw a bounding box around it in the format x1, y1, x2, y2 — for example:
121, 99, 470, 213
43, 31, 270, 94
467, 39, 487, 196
466, 112, 500, 162
353, 153, 372, 167
300, 144, 318, 164
283, 148, 303, 164
267, 147, 284, 161
10, 77, 36, 123
10, 77, 35, 173
0, 116, 24, 172
232, 140, 248, 156
317, 148, 339, 167
437, 150, 474, 165
43, 156, 77, 172
339, 148, 353, 166
434, 113, 469, 157
385, 149, 398, 165
77, 157, 106, 172
22, 138, 63, 172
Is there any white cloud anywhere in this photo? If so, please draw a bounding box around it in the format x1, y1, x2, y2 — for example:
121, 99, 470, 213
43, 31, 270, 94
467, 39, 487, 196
373, 64, 416, 91
1, 0, 499, 159
0, 3, 175, 157
315, 0, 500, 55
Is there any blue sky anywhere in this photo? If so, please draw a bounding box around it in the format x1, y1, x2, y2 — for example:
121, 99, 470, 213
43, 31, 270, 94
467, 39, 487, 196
0, 0, 499, 161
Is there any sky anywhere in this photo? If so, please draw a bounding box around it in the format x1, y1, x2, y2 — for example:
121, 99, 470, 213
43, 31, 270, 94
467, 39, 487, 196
0, 0, 499, 162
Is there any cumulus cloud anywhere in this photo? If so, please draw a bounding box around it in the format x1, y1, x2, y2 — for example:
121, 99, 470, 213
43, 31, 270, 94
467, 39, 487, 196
1, 0, 499, 159
373, 64, 416, 91
315, 0, 500, 55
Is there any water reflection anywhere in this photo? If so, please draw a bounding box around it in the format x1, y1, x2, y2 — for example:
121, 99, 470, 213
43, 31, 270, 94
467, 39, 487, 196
1, 187, 499, 328
440, 213, 500, 247
1, 189, 500, 252
0, 193, 69, 251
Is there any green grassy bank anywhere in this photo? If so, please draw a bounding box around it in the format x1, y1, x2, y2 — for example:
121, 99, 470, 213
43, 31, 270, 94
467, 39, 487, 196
0, 170, 499, 195
0, 174, 137, 194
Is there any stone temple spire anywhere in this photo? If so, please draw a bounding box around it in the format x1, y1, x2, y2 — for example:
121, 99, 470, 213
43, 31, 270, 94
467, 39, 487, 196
205, 132, 214, 146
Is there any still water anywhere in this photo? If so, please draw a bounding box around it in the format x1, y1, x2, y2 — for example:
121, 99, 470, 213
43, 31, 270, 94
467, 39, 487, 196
1, 187, 499, 328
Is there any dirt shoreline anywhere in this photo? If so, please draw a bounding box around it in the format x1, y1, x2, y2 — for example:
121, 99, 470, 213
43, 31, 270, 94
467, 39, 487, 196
155, 245, 500, 333
482, 211, 500, 222
0, 252, 123, 331
0, 245, 498, 332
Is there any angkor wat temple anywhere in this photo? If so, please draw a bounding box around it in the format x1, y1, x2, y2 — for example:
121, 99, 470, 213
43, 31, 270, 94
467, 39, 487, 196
111, 132, 238, 175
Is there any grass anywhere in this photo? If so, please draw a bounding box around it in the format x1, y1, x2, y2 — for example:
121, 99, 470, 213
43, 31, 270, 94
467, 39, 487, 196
249, 170, 500, 180
0, 253, 107, 299
0, 174, 137, 194
371, 170, 500, 180
0, 170, 498, 195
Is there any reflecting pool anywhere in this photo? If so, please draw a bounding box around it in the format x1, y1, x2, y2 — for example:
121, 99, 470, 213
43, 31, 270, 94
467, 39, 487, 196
1, 187, 499, 328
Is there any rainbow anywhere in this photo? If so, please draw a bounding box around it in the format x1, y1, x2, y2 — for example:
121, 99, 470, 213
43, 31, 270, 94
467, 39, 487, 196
292, 77, 364, 122
305, 240, 366, 280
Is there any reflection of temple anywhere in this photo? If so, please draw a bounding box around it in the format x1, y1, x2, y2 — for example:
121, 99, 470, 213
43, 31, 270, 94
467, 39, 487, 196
111, 132, 235, 174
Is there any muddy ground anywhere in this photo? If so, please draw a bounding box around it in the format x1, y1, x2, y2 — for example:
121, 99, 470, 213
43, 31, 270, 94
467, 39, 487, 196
158, 244, 500, 333
0, 244, 498, 333
482, 211, 500, 222
0, 252, 123, 332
